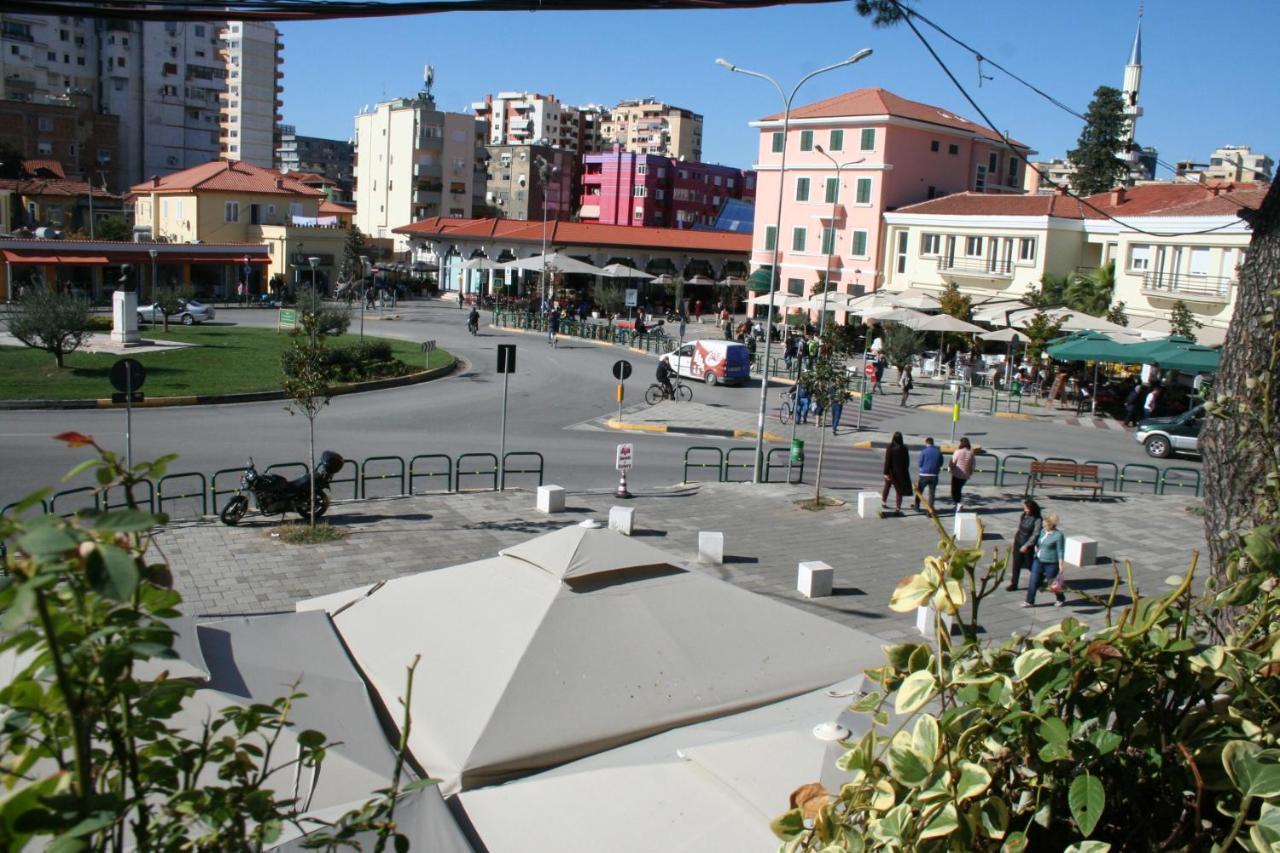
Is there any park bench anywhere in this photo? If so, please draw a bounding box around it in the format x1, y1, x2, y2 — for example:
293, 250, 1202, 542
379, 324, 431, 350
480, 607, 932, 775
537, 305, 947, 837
1026, 461, 1103, 500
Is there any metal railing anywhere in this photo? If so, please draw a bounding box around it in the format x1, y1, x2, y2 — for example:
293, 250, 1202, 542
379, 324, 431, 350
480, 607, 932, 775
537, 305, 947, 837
936, 256, 1013, 277
682, 446, 805, 485
1140, 272, 1232, 303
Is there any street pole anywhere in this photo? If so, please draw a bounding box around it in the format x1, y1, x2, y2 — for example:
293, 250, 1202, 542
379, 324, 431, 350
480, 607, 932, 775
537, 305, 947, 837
499, 368, 510, 491
812, 148, 866, 336
717, 48, 873, 483
124, 368, 133, 469
87, 171, 95, 241
148, 249, 157, 302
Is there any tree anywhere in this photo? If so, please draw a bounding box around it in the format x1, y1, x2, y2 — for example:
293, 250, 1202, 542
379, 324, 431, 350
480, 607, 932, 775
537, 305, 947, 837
799, 324, 854, 508
1067, 85, 1130, 195
5, 286, 92, 367
151, 284, 191, 332
880, 323, 924, 377
1020, 309, 1066, 363
281, 311, 336, 528
341, 224, 369, 287
1033, 272, 1070, 307
95, 216, 131, 242
296, 285, 352, 337
1105, 300, 1129, 326
1168, 299, 1202, 341
1064, 261, 1115, 315
937, 282, 972, 351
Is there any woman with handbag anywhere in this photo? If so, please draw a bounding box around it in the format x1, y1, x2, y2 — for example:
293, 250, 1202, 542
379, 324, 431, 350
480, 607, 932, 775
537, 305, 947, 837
948, 436, 975, 510
1023, 512, 1067, 607
1006, 499, 1043, 591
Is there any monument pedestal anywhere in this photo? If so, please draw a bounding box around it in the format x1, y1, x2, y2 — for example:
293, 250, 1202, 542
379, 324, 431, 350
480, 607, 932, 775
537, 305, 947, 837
110, 290, 142, 346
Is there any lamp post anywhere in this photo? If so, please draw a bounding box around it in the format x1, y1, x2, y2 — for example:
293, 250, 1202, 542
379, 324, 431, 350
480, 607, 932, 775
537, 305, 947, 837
812, 146, 865, 336
717, 48, 873, 483
359, 255, 370, 340
243, 255, 250, 306
536, 155, 559, 310
148, 249, 157, 302
307, 256, 320, 300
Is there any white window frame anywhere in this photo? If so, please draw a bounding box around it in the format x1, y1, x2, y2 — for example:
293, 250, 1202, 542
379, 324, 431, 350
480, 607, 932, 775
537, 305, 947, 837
921, 233, 941, 256
850, 229, 869, 258
1129, 244, 1151, 272
1188, 246, 1211, 277
824, 176, 839, 204
795, 176, 810, 202
791, 226, 807, 253
854, 177, 872, 205
964, 236, 984, 257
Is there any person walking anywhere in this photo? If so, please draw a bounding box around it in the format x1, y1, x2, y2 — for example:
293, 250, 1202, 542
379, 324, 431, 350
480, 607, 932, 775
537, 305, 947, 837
1006, 499, 1044, 591
881, 432, 912, 513
548, 309, 561, 347
784, 334, 798, 372
872, 353, 887, 394
796, 380, 812, 424
914, 437, 942, 511
948, 436, 975, 510
1124, 381, 1145, 427
1143, 385, 1161, 419
829, 388, 846, 434
900, 365, 914, 407
807, 334, 820, 371
1023, 512, 1066, 607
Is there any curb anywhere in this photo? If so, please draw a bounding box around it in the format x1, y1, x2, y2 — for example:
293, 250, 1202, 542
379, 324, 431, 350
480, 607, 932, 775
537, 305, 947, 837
849, 435, 983, 454
0, 358, 459, 411
919, 403, 1035, 422
604, 418, 786, 443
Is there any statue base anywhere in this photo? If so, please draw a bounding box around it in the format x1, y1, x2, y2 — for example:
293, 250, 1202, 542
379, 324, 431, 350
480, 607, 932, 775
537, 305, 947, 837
110, 290, 142, 345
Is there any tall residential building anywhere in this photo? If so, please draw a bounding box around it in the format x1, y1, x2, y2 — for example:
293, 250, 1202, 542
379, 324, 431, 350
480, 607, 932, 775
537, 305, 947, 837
481, 144, 572, 221
748, 87, 1032, 299
275, 126, 355, 193
218, 21, 282, 168
1176, 146, 1274, 183
0, 92, 120, 188
472, 92, 587, 153
578, 146, 753, 230
601, 99, 703, 162
0, 13, 100, 104
354, 86, 486, 250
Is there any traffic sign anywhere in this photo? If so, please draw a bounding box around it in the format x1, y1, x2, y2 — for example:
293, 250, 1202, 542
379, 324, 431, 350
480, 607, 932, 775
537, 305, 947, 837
497, 344, 516, 374
421, 340, 437, 353
615, 443, 634, 471
612, 359, 632, 381
109, 358, 146, 393
863, 362, 877, 378
624, 289, 638, 308
278, 308, 298, 330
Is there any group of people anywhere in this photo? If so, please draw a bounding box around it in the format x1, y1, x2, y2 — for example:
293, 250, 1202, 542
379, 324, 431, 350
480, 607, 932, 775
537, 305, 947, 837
880, 433, 974, 514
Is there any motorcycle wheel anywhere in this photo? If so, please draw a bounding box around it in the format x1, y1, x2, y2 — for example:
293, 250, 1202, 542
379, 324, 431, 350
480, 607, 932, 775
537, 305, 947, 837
297, 490, 330, 522
219, 495, 249, 526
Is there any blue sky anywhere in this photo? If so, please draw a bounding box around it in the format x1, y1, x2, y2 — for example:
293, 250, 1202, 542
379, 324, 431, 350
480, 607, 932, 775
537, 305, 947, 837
279, 0, 1278, 174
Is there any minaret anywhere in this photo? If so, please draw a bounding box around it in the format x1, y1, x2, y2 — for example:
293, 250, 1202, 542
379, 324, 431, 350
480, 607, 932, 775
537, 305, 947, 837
1120, 6, 1143, 155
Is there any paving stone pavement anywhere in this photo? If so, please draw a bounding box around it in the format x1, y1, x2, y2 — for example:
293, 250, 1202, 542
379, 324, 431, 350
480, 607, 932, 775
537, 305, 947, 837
159, 480, 1208, 647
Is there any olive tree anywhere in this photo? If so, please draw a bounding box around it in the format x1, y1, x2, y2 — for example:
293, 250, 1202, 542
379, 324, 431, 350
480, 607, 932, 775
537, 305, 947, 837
5, 285, 92, 367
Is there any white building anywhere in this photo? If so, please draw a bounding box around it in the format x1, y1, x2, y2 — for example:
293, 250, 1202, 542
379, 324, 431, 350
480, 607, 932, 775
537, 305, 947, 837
354, 88, 486, 250
218, 21, 282, 168
472, 91, 586, 154
0, 13, 100, 104
1177, 145, 1274, 183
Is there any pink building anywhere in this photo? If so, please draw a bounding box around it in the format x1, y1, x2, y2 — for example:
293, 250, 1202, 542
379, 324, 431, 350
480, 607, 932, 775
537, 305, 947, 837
579, 145, 756, 229
749, 87, 1031, 299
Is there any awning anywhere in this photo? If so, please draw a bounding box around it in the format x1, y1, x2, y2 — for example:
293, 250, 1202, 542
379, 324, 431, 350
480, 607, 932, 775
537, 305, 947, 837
3, 251, 63, 264
2, 252, 112, 265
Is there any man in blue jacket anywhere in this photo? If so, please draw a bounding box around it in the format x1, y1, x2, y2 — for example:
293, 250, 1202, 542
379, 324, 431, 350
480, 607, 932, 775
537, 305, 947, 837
914, 437, 942, 511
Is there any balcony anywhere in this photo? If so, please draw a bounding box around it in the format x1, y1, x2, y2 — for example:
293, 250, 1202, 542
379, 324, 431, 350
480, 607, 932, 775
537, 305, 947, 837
937, 256, 1013, 283
413, 161, 441, 178
1140, 272, 1233, 304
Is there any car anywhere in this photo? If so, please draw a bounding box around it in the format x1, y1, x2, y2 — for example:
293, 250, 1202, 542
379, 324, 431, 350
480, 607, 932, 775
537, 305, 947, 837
137, 299, 216, 326
1135, 404, 1205, 458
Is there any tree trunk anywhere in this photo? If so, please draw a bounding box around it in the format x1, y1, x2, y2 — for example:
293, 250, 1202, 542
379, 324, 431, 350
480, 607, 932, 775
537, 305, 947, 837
1201, 180, 1280, 584
54, 347, 64, 368
308, 417, 316, 529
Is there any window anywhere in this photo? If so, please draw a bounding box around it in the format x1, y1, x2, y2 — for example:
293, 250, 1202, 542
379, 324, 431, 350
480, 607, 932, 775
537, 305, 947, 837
786, 278, 805, 295
799, 130, 813, 151
47, 51, 56, 61
76, 56, 84, 65
633, 186, 647, 197
964, 236, 984, 257
657, 166, 666, 178
860, 128, 875, 150
59, 28, 68, 41
927, 186, 938, 199
1018, 238, 1036, 262
829, 129, 844, 151
988, 152, 998, 173
824, 176, 839, 204
1189, 247, 1211, 276
194, 24, 205, 36
224, 201, 239, 222
636, 164, 647, 175
855, 177, 872, 204
921, 233, 941, 255
795, 177, 810, 202
1129, 244, 1151, 271
974, 164, 987, 192
763, 225, 777, 251
948, 143, 959, 155
634, 207, 643, 219
791, 226, 807, 252
930, 140, 940, 152
820, 227, 836, 255
1007, 156, 1019, 185
38, 116, 53, 132
770, 132, 784, 153
37, 141, 52, 156
850, 230, 868, 256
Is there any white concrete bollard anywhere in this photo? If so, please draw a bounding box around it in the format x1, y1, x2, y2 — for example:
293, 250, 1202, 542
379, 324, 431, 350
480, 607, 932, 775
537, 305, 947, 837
952, 512, 979, 546
608, 506, 635, 535
1063, 535, 1098, 568
797, 561, 834, 598
536, 484, 566, 514
857, 492, 881, 519
698, 532, 725, 564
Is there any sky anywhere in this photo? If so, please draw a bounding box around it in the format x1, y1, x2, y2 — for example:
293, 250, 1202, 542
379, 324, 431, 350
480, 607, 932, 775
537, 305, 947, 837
278, 0, 1279, 175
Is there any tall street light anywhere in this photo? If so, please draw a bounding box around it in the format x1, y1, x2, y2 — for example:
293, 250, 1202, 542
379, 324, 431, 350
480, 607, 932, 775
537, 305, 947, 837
535, 155, 559, 310
716, 48, 873, 483
812, 145, 864, 336
308, 256, 320, 300
148, 249, 158, 302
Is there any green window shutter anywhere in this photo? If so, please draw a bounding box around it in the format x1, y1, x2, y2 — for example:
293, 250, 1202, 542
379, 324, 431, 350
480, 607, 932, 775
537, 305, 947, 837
821, 227, 835, 255
860, 128, 875, 150
829, 129, 844, 151
824, 177, 838, 204
792, 227, 806, 252
764, 225, 777, 251
799, 130, 813, 151
771, 132, 784, 153
856, 177, 872, 204
851, 230, 867, 255
795, 177, 810, 202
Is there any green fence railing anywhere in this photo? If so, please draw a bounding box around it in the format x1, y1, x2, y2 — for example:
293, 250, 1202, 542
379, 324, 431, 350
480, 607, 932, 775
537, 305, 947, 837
361, 456, 407, 499
409, 454, 453, 495
683, 446, 725, 483
501, 452, 545, 489
455, 453, 500, 492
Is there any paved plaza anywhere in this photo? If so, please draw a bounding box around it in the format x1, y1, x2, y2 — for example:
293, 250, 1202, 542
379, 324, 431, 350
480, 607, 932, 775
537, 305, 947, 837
160, 479, 1207, 646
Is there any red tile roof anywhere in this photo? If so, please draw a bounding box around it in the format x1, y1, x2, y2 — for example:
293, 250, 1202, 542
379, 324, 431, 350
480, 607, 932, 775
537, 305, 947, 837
0, 177, 119, 199
129, 159, 324, 197
890, 182, 1269, 219
319, 199, 353, 216
22, 159, 66, 178
395, 217, 752, 253
892, 190, 1092, 218
762, 88, 1027, 148
291, 171, 339, 187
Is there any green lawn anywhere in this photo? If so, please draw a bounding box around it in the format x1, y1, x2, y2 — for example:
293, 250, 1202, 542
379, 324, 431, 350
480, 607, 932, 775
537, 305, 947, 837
0, 325, 452, 400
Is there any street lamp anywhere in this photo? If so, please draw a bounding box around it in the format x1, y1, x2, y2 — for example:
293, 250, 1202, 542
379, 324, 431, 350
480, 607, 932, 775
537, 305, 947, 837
535, 155, 559, 310
812, 145, 865, 335
717, 48, 873, 483
148, 249, 158, 301
359, 255, 371, 340
307, 256, 320, 300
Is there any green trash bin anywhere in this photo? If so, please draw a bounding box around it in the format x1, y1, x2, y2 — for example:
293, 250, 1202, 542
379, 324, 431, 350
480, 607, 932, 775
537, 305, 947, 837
1011, 380, 1022, 397
790, 439, 805, 464
862, 392, 874, 411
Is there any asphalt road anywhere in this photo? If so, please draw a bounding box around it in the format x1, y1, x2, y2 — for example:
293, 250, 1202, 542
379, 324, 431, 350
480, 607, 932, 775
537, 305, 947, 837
0, 300, 1195, 508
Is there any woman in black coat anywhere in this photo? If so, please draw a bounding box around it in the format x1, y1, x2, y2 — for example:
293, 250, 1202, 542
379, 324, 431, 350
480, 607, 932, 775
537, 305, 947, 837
881, 431, 912, 512
1006, 498, 1044, 590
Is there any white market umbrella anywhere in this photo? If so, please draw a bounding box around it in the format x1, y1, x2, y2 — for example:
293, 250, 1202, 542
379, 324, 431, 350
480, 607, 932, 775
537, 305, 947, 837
843, 290, 902, 315
980, 326, 1025, 342
904, 314, 986, 334
601, 262, 655, 280
869, 307, 929, 325
502, 252, 609, 276
746, 291, 810, 309
461, 257, 502, 271
884, 288, 941, 311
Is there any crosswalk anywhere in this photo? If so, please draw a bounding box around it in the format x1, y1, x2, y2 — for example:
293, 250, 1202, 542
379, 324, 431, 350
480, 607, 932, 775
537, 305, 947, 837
793, 440, 883, 490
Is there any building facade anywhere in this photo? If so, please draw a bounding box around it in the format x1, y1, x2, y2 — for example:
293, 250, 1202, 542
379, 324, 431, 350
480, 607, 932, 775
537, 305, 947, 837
601, 99, 703, 162
579, 146, 754, 229
275, 126, 355, 193
354, 90, 486, 250
481, 144, 573, 221
0, 93, 120, 188
218, 21, 282, 168
0, 176, 124, 235
0, 13, 100, 105
472, 92, 589, 154
749, 87, 1032, 300
1176, 146, 1274, 183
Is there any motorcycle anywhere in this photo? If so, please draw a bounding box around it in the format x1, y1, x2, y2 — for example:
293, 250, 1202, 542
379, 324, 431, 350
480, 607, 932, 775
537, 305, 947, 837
218, 451, 345, 526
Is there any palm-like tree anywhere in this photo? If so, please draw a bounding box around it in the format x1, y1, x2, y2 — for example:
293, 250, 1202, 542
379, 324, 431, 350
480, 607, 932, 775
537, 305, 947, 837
1065, 261, 1116, 316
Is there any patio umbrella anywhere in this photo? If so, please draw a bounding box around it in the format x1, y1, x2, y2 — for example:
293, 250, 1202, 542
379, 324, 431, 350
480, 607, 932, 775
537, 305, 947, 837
903, 314, 986, 334
1113, 336, 1220, 373
501, 252, 609, 276
746, 291, 810, 308
601, 262, 655, 280
306, 523, 883, 794
884, 288, 941, 311
869, 307, 929, 324
461, 257, 502, 270
843, 290, 902, 316
1046, 331, 1131, 414
979, 326, 1025, 342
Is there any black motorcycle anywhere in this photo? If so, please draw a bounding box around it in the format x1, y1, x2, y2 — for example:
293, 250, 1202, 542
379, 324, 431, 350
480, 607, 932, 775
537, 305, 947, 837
218, 451, 345, 526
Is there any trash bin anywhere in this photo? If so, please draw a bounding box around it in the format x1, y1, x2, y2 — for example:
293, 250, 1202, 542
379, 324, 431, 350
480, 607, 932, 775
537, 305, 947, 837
862, 393, 874, 411
1011, 380, 1022, 397
790, 439, 805, 464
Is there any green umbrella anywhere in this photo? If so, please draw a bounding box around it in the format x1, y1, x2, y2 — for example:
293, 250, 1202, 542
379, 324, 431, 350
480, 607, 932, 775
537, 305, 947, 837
1045, 331, 1132, 364
1119, 337, 1220, 373
746, 266, 775, 294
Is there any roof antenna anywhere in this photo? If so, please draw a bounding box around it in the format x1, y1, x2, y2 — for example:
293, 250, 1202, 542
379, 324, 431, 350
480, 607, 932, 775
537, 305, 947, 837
975, 55, 994, 87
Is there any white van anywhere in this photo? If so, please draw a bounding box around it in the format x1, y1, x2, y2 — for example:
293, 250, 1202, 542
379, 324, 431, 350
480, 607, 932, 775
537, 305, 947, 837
660, 340, 752, 386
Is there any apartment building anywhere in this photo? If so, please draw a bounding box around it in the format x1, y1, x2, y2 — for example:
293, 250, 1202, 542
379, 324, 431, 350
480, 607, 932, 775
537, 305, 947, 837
601, 99, 703, 162
1176, 145, 1274, 183
354, 90, 487, 250
578, 146, 754, 229
0, 13, 99, 103
482, 144, 573, 221
0, 93, 120, 188
880, 182, 1268, 341
275, 125, 355, 193
749, 87, 1032, 299
218, 21, 283, 168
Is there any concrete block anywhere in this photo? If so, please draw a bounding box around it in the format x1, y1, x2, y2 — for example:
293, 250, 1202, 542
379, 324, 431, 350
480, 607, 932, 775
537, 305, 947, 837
536, 484, 566, 514
1064, 535, 1098, 568
698, 531, 724, 564
857, 492, 881, 519
952, 512, 979, 546
797, 561, 834, 598
608, 506, 635, 535
916, 604, 955, 637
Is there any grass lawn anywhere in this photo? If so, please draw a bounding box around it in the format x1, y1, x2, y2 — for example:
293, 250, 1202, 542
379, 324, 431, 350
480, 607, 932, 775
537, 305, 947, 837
0, 325, 452, 400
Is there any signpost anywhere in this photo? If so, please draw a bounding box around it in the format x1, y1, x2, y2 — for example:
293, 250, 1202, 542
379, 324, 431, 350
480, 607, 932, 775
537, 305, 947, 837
497, 344, 516, 490
277, 308, 297, 331
951, 400, 961, 442
612, 359, 632, 423
421, 340, 436, 369
625, 288, 637, 322
109, 358, 146, 469
615, 442, 633, 498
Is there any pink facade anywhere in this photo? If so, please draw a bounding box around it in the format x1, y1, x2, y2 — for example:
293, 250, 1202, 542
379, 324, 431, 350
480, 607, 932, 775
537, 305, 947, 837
580, 146, 755, 229
749, 88, 1031, 299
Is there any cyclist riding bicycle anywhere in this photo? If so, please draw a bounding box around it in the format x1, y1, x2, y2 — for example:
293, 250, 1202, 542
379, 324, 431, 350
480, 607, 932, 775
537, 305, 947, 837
655, 359, 675, 399
467, 306, 480, 334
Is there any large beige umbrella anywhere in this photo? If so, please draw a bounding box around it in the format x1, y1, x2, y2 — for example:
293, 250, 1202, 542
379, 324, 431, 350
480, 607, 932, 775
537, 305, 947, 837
904, 314, 986, 334
746, 291, 810, 309
601, 262, 655, 280
869, 307, 929, 324
843, 290, 902, 315
461, 257, 502, 271
980, 326, 1025, 342
502, 252, 609, 276
884, 288, 941, 311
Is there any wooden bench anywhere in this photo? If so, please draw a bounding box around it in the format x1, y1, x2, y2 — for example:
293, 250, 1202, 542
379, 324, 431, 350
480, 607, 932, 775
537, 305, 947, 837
1026, 462, 1103, 500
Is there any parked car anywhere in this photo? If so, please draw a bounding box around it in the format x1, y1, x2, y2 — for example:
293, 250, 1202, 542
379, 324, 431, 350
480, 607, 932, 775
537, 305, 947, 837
660, 340, 751, 386
1135, 404, 1205, 458
137, 299, 215, 326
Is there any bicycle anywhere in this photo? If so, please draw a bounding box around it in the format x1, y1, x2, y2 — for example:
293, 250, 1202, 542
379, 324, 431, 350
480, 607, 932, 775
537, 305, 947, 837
644, 380, 693, 405
777, 387, 796, 424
